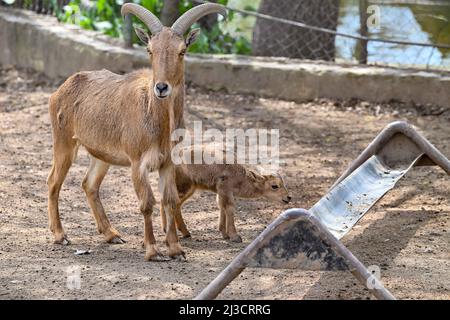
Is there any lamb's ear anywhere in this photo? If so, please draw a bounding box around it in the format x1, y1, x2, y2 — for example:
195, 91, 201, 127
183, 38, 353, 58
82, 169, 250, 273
256, 165, 267, 175
134, 26, 150, 45
185, 28, 201, 47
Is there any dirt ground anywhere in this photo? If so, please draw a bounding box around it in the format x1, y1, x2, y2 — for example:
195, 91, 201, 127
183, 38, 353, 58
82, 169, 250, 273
0, 66, 449, 300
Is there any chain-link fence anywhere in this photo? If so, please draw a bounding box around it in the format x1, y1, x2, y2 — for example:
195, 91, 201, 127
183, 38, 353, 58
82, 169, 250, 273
2, 0, 450, 70
252, 0, 340, 62
216, 0, 450, 70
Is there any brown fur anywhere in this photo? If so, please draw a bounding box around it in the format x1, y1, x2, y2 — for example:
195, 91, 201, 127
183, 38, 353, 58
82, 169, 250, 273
47, 27, 190, 261
160, 163, 291, 242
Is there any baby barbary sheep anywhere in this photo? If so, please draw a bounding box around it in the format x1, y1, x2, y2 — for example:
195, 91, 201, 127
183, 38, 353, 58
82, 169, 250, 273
161, 162, 291, 243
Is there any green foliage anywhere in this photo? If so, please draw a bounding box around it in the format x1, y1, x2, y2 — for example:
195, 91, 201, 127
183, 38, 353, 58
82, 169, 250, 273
57, 0, 130, 38
189, 22, 251, 55
2, 0, 250, 55
54, 0, 251, 54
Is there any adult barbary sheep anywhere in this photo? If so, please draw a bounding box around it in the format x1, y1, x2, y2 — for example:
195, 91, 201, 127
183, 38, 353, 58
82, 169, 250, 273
46, 3, 227, 261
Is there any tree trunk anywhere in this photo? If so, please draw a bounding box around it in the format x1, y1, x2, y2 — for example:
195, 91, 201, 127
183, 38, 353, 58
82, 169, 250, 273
252, 0, 340, 61
197, 0, 218, 32
161, 0, 218, 31
356, 0, 368, 64
123, 0, 133, 47
161, 0, 180, 27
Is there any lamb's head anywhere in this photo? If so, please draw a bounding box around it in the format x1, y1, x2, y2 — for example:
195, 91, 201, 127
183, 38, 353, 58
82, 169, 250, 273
263, 174, 291, 204
258, 173, 291, 204
121, 3, 227, 99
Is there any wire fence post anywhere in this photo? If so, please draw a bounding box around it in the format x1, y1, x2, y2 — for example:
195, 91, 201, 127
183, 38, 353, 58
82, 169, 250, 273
356, 0, 368, 64
123, 0, 133, 48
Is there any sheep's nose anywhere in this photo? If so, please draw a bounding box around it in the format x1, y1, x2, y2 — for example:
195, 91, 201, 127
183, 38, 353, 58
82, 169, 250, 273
154, 82, 170, 98
282, 195, 292, 204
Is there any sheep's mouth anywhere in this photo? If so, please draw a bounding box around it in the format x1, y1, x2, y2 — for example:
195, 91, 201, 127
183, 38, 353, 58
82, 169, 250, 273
282, 199, 290, 204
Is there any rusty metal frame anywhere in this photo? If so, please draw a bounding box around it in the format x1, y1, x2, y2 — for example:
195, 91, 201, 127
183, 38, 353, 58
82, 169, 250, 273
195, 121, 450, 300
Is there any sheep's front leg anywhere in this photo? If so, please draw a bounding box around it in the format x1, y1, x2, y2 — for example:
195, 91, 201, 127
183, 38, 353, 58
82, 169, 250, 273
131, 162, 165, 261
217, 193, 242, 243
159, 163, 185, 259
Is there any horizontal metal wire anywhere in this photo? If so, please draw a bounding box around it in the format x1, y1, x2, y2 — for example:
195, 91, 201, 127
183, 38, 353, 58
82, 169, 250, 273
193, 0, 450, 50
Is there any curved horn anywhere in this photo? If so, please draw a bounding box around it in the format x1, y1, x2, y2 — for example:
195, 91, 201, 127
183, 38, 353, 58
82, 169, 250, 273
121, 3, 163, 35
171, 3, 227, 36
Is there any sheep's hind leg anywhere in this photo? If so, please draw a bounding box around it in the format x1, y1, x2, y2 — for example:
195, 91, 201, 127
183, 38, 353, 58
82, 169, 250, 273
47, 143, 75, 245
82, 156, 124, 244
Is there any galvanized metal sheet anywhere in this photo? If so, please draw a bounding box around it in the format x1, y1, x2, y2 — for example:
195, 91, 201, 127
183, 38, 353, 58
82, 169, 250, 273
196, 122, 450, 300
246, 216, 349, 271
310, 154, 424, 240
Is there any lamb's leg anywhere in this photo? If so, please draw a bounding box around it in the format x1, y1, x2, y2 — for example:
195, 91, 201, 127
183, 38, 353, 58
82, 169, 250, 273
131, 161, 164, 261
217, 193, 242, 243
161, 190, 192, 238
174, 187, 195, 238
159, 163, 185, 259
217, 194, 227, 239
82, 156, 124, 244
175, 204, 191, 238
160, 202, 167, 233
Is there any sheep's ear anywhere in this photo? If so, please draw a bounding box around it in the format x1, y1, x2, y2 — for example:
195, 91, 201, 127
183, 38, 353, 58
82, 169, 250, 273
134, 27, 150, 45
185, 28, 201, 47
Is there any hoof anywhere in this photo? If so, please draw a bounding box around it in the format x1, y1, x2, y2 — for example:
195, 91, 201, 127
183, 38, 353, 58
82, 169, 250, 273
145, 252, 170, 262
168, 243, 186, 261
54, 235, 70, 245
171, 253, 187, 262
108, 236, 126, 244
229, 234, 242, 243
144, 245, 169, 262
181, 233, 192, 239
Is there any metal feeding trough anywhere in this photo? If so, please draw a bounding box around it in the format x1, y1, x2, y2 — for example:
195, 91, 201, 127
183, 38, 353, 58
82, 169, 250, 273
195, 121, 450, 300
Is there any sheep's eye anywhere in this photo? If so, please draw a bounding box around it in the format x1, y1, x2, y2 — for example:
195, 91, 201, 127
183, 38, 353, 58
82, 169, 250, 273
271, 185, 279, 190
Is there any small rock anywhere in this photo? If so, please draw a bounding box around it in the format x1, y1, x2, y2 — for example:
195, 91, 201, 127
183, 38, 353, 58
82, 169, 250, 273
74, 249, 92, 255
